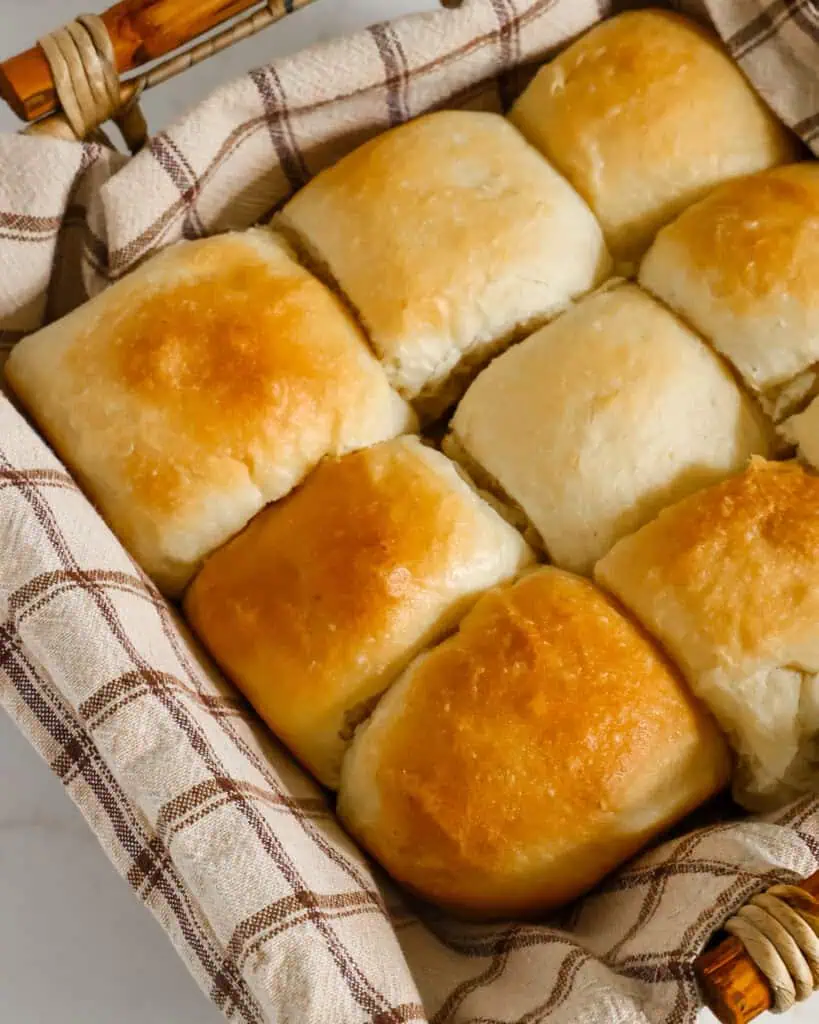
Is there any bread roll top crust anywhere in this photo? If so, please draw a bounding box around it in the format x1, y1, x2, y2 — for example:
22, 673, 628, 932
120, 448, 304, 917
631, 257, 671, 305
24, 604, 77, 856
641, 164, 819, 401
5, 230, 412, 594
596, 459, 819, 678
510, 9, 799, 265
185, 436, 532, 788
278, 110, 611, 411
339, 566, 730, 918
596, 459, 819, 809
448, 282, 773, 575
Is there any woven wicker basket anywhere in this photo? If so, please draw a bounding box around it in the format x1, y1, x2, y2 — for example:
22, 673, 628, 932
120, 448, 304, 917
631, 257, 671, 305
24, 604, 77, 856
1, 4, 818, 1023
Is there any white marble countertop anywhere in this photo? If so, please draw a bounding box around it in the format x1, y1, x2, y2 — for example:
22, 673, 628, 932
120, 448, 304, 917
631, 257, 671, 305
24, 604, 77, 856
0, 1, 811, 1021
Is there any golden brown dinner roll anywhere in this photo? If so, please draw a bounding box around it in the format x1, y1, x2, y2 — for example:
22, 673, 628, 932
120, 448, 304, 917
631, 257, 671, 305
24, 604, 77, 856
185, 437, 532, 789
641, 164, 819, 420
277, 110, 611, 417
5, 230, 414, 595
445, 283, 773, 575
509, 10, 798, 268
596, 459, 819, 812
338, 567, 730, 919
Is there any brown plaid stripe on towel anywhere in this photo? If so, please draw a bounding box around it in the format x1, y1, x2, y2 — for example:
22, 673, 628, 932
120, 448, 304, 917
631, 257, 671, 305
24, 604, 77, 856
3, 1, 819, 1021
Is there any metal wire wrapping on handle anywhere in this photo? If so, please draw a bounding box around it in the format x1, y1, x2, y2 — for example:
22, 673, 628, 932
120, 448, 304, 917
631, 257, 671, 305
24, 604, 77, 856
724, 884, 819, 1013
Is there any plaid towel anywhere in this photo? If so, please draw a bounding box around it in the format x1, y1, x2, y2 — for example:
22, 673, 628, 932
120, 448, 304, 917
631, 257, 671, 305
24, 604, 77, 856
2, 2, 819, 1021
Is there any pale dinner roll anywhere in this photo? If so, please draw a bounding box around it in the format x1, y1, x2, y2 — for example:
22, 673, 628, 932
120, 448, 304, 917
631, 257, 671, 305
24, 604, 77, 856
4, 230, 414, 596
641, 164, 819, 420
445, 283, 773, 575
185, 437, 532, 789
277, 110, 611, 416
596, 459, 819, 812
338, 567, 730, 919
509, 10, 798, 268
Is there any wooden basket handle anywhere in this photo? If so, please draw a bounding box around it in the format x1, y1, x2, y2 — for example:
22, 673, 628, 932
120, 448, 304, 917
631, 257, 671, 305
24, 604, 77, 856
695, 870, 819, 1023
0, 1, 320, 149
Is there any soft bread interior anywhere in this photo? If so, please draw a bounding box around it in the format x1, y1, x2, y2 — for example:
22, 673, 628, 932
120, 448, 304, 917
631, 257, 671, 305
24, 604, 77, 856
441, 431, 542, 550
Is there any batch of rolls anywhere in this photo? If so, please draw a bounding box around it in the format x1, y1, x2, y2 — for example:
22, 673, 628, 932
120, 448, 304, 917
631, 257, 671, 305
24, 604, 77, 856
10, 8, 819, 919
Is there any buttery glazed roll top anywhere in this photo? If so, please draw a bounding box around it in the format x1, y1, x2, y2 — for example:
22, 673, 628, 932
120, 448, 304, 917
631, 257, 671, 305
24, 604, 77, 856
446, 283, 773, 574
4, 230, 413, 595
596, 460, 819, 811
278, 110, 611, 416
641, 164, 819, 419
185, 437, 532, 789
509, 9, 798, 267
338, 567, 730, 919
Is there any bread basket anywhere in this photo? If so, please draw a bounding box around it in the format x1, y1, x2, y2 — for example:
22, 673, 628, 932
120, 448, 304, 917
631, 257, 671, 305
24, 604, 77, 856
2, 2, 819, 1022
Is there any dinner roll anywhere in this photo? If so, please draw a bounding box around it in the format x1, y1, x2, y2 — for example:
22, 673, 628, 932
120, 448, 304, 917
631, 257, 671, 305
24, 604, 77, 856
277, 111, 611, 417
4, 230, 413, 595
596, 460, 819, 812
640, 164, 819, 420
185, 437, 532, 789
509, 10, 798, 268
338, 567, 730, 919
445, 283, 773, 575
